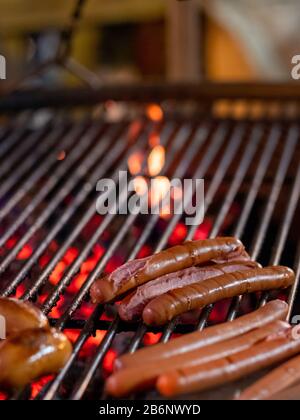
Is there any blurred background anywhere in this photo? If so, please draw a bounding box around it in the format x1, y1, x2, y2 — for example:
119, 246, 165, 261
0, 0, 300, 89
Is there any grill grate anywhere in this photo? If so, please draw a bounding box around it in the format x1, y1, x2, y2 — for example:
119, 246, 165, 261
0, 94, 300, 401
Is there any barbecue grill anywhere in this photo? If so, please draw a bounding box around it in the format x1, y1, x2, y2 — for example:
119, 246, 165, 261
1, 0, 300, 402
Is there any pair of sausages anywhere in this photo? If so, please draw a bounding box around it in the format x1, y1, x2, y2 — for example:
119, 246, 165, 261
91, 237, 247, 303
118, 260, 260, 322
142, 266, 294, 326
0, 297, 72, 389
157, 330, 300, 397
237, 342, 300, 400
106, 320, 290, 397
117, 299, 288, 370
0, 328, 72, 389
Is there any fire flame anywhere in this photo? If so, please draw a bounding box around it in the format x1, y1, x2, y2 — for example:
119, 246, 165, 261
147, 145, 165, 176
146, 104, 163, 122
128, 151, 144, 175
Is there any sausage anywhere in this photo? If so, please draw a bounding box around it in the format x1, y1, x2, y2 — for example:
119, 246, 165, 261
237, 351, 300, 400
156, 331, 300, 397
0, 298, 49, 337
118, 261, 260, 322
143, 266, 294, 326
0, 328, 72, 389
105, 320, 290, 397
116, 299, 288, 370
90, 237, 246, 303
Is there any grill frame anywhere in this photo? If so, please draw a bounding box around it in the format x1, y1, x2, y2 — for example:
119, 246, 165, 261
0, 86, 299, 401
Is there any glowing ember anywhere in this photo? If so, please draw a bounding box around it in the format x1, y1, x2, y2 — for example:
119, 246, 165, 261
14, 283, 26, 299
143, 332, 162, 346
146, 104, 163, 122
57, 150, 66, 161
137, 245, 152, 258
39, 254, 51, 268
103, 349, 117, 373
48, 295, 65, 318
64, 329, 80, 344
17, 244, 33, 260
147, 145, 165, 176
128, 151, 144, 175
30, 375, 54, 399
93, 244, 105, 258
80, 330, 107, 358
0, 392, 7, 400
133, 176, 148, 196
67, 273, 88, 294
5, 237, 17, 249
168, 223, 188, 246
63, 247, 79, 265
49, 261, 67, 286
80, 258, 97, 274
193, 219, 212, 240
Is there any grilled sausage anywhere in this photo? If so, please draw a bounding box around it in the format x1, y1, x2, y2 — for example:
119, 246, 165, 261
156, 331, 300, 397
143, 266, 294, 326
106, 321, 290, 397
237, 351, 300, 400
118, 261, 260, 322
0, 298, 49, 337
0, 328, 72, 389
116, 299, 288, 370
90, 237, 246, 303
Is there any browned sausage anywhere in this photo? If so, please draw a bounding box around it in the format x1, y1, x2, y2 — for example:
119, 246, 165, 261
105, 320, 290, 397
156, 331, 300, 397
0, 328, 72, 389
116, 299, 288, 370
90, 237, 246, 303
0, 297, 49, 337
143, 266, 294, 326
237, 348, 300, 400
118, 261, 260, 322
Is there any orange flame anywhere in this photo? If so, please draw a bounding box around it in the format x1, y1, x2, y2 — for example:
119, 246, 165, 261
146, 104, 163, 122
147, 145, 165, 176
128, 151, 144, 175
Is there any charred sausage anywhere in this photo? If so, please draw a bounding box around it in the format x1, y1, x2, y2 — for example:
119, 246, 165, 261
156, 331, 300, 397
116, 299, 288, 370
106, 320, 290, 397
0, 328, 72, 389
118, 261, 260, 322
237, 350, 300, 400
143, 266, 294, 326
0, 298, 49, 337
90, 237, 246, 303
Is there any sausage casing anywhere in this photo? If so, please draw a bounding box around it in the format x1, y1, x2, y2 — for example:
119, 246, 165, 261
106, 320, 289, 397
118, 261, 260, 322
143, 266, 294, 326
237, 351, 300, 400
0, 328, 72, 389
91, 237, 246, 303
116, 299, 288, 370
156, 332, 300, 397
0, 298, 49, 337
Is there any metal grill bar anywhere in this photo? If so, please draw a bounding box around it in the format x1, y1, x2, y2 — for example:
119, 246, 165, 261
0, 120, 89, 221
